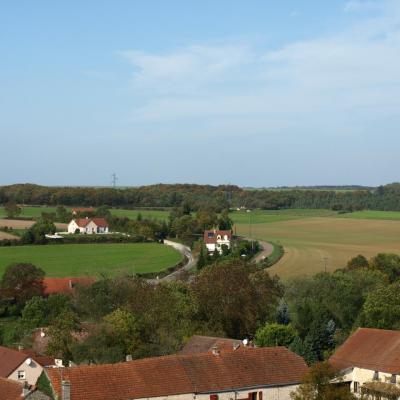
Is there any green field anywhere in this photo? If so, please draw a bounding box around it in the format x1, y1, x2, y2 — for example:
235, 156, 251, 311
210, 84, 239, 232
336, 210, 400, 220
109, 209, 170, 221
234, 209, 400, 279
230, 209, 338, 224
0, 243, 182, 277
0, 206, 170, 221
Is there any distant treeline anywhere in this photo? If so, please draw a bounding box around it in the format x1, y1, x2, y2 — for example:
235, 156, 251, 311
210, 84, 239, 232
1, 182, 400, 211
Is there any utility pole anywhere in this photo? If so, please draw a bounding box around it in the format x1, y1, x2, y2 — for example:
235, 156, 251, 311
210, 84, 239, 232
111, 172, 118, 188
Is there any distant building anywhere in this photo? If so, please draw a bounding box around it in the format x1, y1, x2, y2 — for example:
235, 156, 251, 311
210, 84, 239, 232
43, 277, 94, 296
179, 335, 243, 355
71, 207, 94, 216
46, 346, 308, 400
330, 327, 400, 396
67, 217, 109, 234
203, 229, 232, 253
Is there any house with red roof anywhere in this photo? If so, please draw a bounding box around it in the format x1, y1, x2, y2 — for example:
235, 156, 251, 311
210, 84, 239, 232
67, 217, 109, 234
71, 207, 94, 216
330, 328, 400, 396
203, 229, 232, 254
0, 346, 55, 386
46, 346, 308, 400
43, 277, 94, 296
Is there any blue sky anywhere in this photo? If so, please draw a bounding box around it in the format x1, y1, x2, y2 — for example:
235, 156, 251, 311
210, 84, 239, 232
1, 0, 399, 187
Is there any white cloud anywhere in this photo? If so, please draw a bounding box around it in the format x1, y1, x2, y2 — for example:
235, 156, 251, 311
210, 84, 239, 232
120, 1, 400, 140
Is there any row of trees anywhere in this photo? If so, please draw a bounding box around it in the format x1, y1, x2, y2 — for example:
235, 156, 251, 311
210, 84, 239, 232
2, 182, 400, 211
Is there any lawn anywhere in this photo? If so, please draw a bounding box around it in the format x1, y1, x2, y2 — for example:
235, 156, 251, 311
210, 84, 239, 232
234, 212, 400, 279
0, 243, 182, 277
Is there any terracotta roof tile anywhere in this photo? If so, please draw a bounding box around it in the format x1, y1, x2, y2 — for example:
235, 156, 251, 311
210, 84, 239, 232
0, 346, 28, 378
0, 377, 22, 400
46, 346, 308, 400
330, 328, 400, 374
203, 230, 232, 244
179, 335, 242, 355
43, 277, 94, 295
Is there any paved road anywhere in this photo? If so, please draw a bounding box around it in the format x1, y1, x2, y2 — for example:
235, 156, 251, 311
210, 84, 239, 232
148, 240, 196, 283
246, 239, 274, 263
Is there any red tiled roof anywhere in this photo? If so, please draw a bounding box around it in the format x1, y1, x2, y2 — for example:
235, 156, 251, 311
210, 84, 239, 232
74, 218, 108, 228
0, 346, 28, 378
72, 208, 94, 214
203, 230, 232, 244
0, 378, 22, 400
47, 346, 308, 400
91, 218, 108, 228
330, 328, 400, 374
179, 335, 242, 355
21, 350, 55, 368
43, 277, 94, 296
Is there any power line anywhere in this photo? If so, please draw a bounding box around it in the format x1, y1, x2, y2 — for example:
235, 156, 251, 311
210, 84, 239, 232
111, 172, 118, 188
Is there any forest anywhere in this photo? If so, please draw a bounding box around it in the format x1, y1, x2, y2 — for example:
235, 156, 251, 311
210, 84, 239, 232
1, 182, 400, 211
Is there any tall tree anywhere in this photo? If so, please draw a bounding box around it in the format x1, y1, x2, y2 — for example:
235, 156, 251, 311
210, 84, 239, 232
0, 263, 45, 306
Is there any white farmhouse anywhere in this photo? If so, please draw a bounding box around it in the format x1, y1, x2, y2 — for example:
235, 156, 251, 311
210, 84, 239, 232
330, 328, 400, 397
203, 229, 232, 253
67, 217, 109, 234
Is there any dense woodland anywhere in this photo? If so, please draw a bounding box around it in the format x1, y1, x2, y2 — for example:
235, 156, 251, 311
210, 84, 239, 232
1, 182, 400, 211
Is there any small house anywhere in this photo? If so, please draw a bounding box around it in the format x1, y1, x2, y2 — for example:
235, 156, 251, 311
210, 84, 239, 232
203, 229, 232, 253
67, 218, 109, 234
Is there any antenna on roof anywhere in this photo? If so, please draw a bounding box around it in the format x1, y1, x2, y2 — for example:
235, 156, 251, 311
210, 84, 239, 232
111, 172, 118, 188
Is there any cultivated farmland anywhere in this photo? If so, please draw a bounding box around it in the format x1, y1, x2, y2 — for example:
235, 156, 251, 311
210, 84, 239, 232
234, 210, 400, 279
0, 243, 182, 277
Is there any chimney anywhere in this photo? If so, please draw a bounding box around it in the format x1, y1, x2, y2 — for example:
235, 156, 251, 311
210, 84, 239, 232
61, 380, 71, 400
211, 345, 220, 356
126, 354, 133, 362
21, 382, 29, 398
69, 280, 73, 289
18, 345, 24, 351
233, 342, 240, 351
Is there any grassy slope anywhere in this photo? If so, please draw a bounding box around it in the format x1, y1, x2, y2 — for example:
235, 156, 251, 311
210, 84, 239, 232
0, 243, 182, 277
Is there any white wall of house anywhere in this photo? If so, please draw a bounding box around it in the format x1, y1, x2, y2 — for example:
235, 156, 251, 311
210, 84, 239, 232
341, 367, 397, 395
67, 220, 109, 234
206, 237, 231, 254
135, 384, 299, 400
8, 358, 43, 386
67, 220, 81, 234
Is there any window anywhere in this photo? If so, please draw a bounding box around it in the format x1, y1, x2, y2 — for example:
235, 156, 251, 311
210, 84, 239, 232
248, 393, 257, 400
354, 382, 359, 393
17, 370, 25, 380
373, 371, 379, 381
210, 395, 218, 400
258, 392, 263, 400
391, 374, 397, 384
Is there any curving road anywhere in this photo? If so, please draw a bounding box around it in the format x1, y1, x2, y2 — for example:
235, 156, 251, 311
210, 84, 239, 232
148, 239, 196, 283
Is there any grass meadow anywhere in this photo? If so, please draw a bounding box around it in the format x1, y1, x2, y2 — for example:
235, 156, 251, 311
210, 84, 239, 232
0, 243, 182, 277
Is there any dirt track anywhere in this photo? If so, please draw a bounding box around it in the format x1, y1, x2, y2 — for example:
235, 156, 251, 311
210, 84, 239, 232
0, 219, 67, 230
